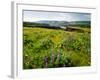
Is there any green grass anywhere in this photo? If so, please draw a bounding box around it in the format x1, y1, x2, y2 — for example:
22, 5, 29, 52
23, 27, 91, 69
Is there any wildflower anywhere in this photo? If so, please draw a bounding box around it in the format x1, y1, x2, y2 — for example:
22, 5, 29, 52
44, 56, 48, 68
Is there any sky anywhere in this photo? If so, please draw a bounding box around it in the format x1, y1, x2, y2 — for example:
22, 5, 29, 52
23, 10, 91, 22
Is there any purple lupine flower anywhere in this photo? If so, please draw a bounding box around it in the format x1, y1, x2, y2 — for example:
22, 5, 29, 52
57, 53, 60, 61
44, 56, 48, 68
51, 53, 55, 64
44, 56, 48, 62
57, 50, 61, 64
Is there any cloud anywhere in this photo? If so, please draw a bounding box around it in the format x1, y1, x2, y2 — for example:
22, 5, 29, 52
23, 10, 91, 22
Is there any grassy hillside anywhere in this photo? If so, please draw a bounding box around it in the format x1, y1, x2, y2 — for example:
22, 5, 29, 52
23, 27, 91, 69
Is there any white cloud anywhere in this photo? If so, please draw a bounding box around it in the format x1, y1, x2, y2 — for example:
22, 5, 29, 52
23, 10, 91, 22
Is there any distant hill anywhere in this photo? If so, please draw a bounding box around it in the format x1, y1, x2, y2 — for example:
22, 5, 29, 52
23, 22, 50, 27
23, 20, 91, 28
69, 21, 91, 28
35, 20, 69, 27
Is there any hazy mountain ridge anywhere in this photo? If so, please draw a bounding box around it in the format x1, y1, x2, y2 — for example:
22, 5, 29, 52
35, 20, 69, 27
35, 20, 90, 27
69, 21, 90, 25
23, 20, 91, 28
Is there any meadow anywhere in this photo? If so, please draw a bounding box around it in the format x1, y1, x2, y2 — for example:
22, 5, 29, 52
23, 27, 91, 69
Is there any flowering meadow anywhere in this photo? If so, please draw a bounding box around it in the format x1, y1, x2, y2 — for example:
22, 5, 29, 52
23, 27, 91, 69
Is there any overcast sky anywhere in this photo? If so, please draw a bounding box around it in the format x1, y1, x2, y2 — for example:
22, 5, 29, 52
23, 10, 91, 22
